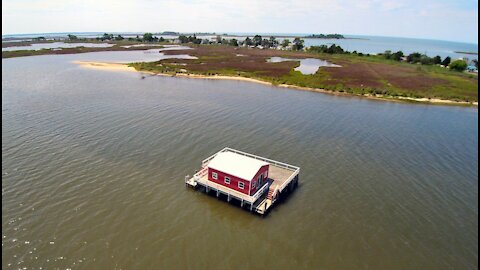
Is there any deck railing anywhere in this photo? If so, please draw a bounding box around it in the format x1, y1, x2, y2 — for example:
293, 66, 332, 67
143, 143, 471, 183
278, 169, 300, 192
197, 177, 260, 203
251, 183, 269, 201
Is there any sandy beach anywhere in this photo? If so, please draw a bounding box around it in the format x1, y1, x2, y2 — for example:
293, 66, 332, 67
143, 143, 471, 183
74, 61, 478, 106
73, 61, 139, 72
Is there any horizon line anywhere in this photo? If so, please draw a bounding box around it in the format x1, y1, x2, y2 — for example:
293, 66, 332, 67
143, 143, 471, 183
1, 31, 478, 45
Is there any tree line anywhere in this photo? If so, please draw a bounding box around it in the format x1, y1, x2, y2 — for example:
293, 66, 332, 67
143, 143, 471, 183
308, 44, 474, 72
304, 34, 344, 39
381, 50, 473, 71
74, 33, 168, 42
176, 34, 306, 50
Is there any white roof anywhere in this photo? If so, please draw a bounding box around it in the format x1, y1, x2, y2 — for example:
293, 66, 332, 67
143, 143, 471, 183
207, 152, 269, 181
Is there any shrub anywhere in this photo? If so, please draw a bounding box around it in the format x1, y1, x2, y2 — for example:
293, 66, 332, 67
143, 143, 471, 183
449, 60, 468, 71
420, 56, 434, 65
391, 51, 404, 61
308, 44, 344, 54
407, 52, 422, 63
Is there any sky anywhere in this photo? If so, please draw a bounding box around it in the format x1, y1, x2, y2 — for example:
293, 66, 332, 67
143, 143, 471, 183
2, 0, 478, 44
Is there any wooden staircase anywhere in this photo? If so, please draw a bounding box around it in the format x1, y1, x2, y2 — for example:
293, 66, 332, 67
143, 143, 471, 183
256, 187, 277, 215
267, 187, 277, 201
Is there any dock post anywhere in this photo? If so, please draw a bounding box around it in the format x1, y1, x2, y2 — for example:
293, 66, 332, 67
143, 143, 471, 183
241, 199, 244, 208
216, 190, 220, 198
250, 203, 253, 212
227, 194, 231, 202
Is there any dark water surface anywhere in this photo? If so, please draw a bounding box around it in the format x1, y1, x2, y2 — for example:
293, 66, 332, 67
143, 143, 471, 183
2, 53, 478, 269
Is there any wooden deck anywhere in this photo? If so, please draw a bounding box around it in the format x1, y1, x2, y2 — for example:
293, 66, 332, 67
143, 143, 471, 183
185, 147, 300, 215
268, 165, 297, 192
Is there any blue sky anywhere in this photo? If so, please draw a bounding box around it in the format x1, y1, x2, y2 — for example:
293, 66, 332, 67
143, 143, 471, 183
2, 0, 478, 44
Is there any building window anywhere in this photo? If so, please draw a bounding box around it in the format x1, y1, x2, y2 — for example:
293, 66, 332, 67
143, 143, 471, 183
238, 182, 244, 189
252, 180, 256, 188
212, 172, 218, 180
224, 176, 230, 184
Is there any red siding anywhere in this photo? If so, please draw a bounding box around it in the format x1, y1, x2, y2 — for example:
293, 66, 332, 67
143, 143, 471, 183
207, 165, 269, 196
208, 168, 251, 195
249, 165, 269, 195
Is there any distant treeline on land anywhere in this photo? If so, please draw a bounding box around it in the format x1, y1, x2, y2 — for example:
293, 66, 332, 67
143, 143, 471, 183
154, 31, 218, 36
455, 51, 478, 55
155, 31, 179, 35
304, 34, 345, 39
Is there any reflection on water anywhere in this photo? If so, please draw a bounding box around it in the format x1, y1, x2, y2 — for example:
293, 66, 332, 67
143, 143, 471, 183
2, 42, 114, 51
2, 52, 478, 270
268, 57, 341, 74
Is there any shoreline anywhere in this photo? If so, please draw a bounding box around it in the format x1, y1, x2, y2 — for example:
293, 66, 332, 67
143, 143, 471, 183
73, 61, 138, 72
74, 61, 478, 107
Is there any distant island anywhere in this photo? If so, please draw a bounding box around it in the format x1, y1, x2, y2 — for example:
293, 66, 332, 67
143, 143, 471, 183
455, 51, 478, 55
2, 32, 477, 105
156, 31, 179, 35
304, 34, 345, 39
